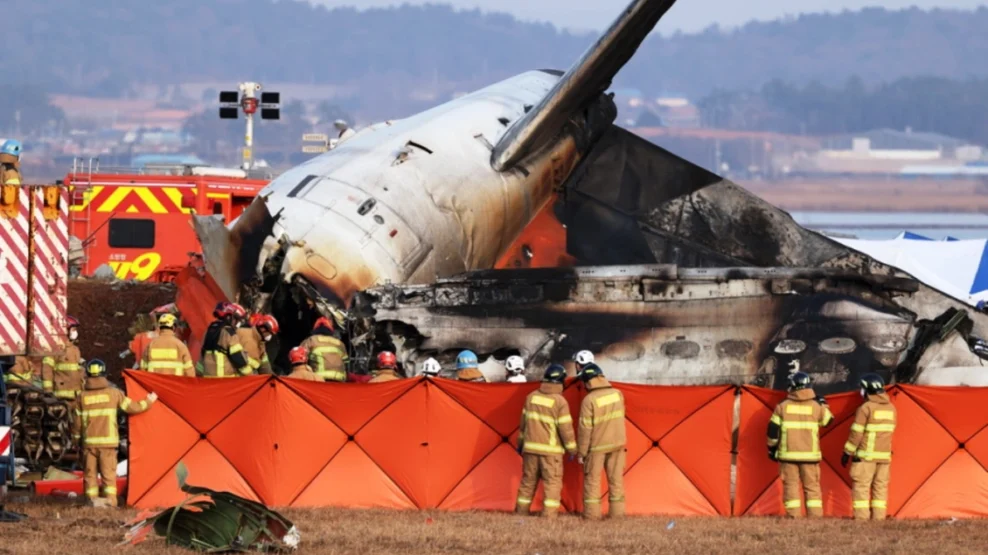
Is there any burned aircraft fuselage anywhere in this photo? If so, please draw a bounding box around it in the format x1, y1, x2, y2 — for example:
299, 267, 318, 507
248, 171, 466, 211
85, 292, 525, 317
353, 265, 979, 394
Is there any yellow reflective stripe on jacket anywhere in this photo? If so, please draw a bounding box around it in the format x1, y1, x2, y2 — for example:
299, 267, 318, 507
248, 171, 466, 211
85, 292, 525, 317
228, 343, 244, 354
56, 363, 80, 371
54, 390, 78, 399
864, 424, 896, 432
530, 395, 555, 408
523, 442, 565, 455
247, 357, 262, 370
580, 410, 624, 428
525, 412, 558, 426
42, 380, 54, 388
120, 398, 147, 412
843, 441, 859, 454
150, 348, 178, 358
146, 361, 185, 373
83, 394, 110, 405
873, 410, 894, 420
589, 442, 623, 453
42, 357, 55, 366
82, 408, 117, 418
594, 392, 621, 408
781, 421, 818, 430
785, 404, 813, 416
850, 423, 865, 433
557, 414, 573, 424
770, 414, 782, 425
315, 369, 346, 381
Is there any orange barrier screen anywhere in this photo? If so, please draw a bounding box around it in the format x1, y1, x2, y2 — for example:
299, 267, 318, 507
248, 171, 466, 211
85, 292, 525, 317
124, 372, 988, 518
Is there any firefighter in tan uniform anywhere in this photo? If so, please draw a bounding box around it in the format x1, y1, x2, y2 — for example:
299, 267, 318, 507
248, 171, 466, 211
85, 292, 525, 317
238, 315, 275, 375
368, 352, 402, 383
72, 359, 156, 507
767, 371, 834, 518
0, 140, 22, 220
300, 317, 348, 382
515, 364, 576, 518
140, 314, 194, 377
198, 303, 251, 378
577, 362, 627, 520
842, 373, 897, 520
286, 347, 323, 382
4, 356, 38, 387
42, 316, 84, 402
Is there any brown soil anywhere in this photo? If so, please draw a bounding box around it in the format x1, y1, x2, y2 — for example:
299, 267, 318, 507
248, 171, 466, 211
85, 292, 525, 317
0, 501, 984, 555
66, 280, 176, 383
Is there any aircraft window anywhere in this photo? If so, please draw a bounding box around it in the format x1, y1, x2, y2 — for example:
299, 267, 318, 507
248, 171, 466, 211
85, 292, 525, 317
773, 339, 806, 355
373, 215, 385, 225
108, 219, 155, 249
498, 117, 510, 126
661, 340, 700, 360
717, 340, 753, 359
357, 199, 377, 216
819, 337, 856, 355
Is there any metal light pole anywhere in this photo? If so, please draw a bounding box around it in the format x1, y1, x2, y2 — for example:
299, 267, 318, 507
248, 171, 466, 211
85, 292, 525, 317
219, 82, 281, 171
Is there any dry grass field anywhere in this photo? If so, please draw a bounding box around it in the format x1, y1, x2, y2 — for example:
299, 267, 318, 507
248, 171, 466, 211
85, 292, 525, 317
0, 500, 985, 555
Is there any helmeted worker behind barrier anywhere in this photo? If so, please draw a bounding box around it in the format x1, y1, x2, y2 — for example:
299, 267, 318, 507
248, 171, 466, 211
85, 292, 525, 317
199, 303, 251, 378
455, 350, 487, 382
254, 314, 279, 374
421, 357, 442, 378
515, 363, 575, 518
368, 351, 401, 383
300, 317, 348, 382
42, 316, 84, 402
237, 314, 275, 375
767, 371, 834, 518
4, 356, 38, 387
140, 313, 194, 377
72, 359, 156, 507
842, 373, 897, 521
286, 346, 323, 382
577, 362, 626, 520
505, 355, 527, 383
0, 140, 22, 220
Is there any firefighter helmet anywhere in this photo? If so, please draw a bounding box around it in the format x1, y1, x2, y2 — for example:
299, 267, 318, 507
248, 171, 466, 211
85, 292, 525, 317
456, 350, 478, 370
227, 303, 247, 320
86, 359, 107, 378
543, 363, 566, 384
213, 302, 228, 318
859, 373, 885, 395
1, 140, 22, 157
577, 362, 603, 382
288, 346, 309, 365
505, 355, 525, 375
255, 314, 279, 335
157, 313, 178, 329
574, 350, 595, 366
66, 316, 80, 329
376, 351, 397, 369
422, 358, 442, 376
313, 316, 335, 332
788, 371, 813, 391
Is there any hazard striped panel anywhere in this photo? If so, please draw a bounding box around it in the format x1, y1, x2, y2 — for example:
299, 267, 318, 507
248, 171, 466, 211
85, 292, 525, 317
29, 188, 69, 354
0, 187, 29, 354
0, 426, 11, 458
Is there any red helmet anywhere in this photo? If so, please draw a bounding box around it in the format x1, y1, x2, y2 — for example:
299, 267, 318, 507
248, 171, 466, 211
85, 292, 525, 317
255, 315, 279, 335
66, 316, 80, 329
313, 316, 335, 332
227, 303, 248, 319
376, 351, 397, 369
288, 346, 309, 365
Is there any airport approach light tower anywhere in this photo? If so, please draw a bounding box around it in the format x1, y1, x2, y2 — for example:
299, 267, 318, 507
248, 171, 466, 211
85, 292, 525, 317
218, 82, 281, 170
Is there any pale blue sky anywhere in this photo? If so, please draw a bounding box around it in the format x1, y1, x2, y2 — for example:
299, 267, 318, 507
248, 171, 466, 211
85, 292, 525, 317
312, 0, 987, 32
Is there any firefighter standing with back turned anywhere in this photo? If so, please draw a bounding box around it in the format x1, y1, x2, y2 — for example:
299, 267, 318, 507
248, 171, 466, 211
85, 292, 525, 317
199, 303, 251, 378
300, 317, 348, 382
767, 371, 834, 518
42, 316, 84, 403
515, 364, 576, 518
140, 313, 194, 377
577, 362, 627, 520
843, 373, 897, 521
368, 352, 401, 383
286, 347, 323, 382
237, 314, 274, 375
72, 359, 157, 508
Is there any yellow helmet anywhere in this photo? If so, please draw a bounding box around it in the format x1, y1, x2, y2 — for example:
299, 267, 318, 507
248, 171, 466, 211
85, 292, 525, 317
158, 313, 178, 329
86, 359, 107, 378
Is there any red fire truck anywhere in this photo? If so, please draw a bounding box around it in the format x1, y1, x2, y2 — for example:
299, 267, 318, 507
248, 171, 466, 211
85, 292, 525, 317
63, 160, 271, 282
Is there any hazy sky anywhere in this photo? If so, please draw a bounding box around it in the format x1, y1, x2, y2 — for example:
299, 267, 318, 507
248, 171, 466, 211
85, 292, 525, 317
311, 0, 987, 32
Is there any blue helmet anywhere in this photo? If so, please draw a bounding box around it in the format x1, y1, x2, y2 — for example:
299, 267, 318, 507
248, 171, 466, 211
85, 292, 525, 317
1, 140, 22, 157
456, 350, 479, 370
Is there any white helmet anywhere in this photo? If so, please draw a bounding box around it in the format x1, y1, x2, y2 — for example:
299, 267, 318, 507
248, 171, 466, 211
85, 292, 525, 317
505, 355, 525, 374
422, 358, 442, 376
574, 350, 595, 366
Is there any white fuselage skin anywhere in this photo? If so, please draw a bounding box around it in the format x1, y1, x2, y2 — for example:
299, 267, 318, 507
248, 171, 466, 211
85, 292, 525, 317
256, 71, 579, 303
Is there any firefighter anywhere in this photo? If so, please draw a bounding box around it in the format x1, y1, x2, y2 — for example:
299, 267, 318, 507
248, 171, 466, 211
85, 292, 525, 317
368, 352, 401, 383
140, 313, 194, 377
505, 355, 527, 383
767, 371, 834, 518
843, 373, 897, 521
42, 316, 84, 402
300, 317, 348, 382
573, 350, 595, 371
421, 357, 442, 378
72, 359, 157, 507
286, 347, 323, 382
254, 314, 280, 374
515, 364, 576, 518
577, 362, 626, 520
199, 303, 251, 378
237, 314, 274, 375
0, 140, 22, 185
3, 356, 37, 386
455, 350, 487, 382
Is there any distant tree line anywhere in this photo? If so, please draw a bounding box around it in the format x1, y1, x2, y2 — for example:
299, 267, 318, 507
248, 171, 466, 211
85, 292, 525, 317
698, 76, 988, 146
0, 85, 66, 137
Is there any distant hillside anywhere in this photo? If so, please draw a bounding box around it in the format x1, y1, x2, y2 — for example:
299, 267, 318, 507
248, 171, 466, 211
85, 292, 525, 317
6, 1, 988, 99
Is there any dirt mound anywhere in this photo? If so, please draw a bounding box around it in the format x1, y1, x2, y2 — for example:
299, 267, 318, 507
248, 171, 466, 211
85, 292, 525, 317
67, 280, 176, 383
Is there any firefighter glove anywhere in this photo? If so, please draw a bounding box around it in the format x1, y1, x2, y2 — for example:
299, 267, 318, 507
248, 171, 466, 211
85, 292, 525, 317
816, 396, 827, 405
769, 448, 778, 461
841, 453, 850, 468
147, 392, 159, 404
516, 444, 524, 455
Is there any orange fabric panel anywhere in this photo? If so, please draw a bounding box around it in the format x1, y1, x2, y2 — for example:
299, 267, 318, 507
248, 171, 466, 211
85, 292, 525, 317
658, 387, 735, 516
285, 377, 419, 435
621, 449, 717, 516
897, 385, 988, 443
124, 375, 201, 505
818, 462, 852, 517
174, 265, 228, 363
896, 451, 988, 518
432, 379, 539, 437
132, 441, 261, 508
735, 387, 785, 515
619, 384, 732, 440
207, 379, 348, 507
440, 443, 525, 512
968, 425, 988, 474
126, 371, 268, 433
292, 443, 416, 510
